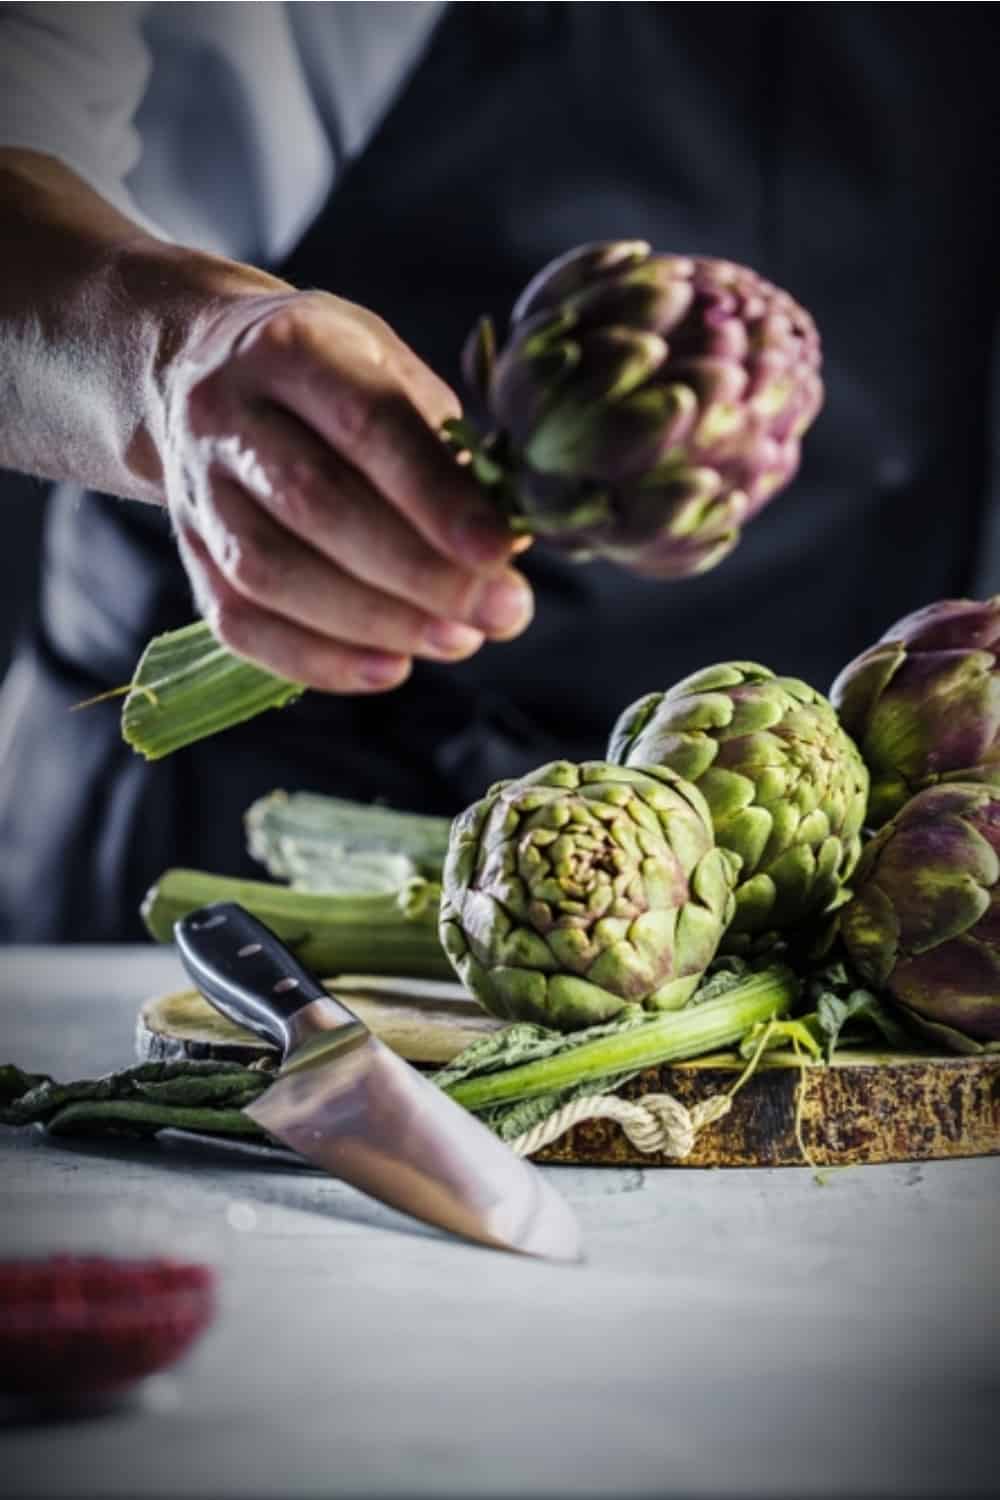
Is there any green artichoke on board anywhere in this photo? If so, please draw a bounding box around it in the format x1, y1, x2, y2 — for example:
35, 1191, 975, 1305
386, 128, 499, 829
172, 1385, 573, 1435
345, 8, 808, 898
439, 760, 739, 1031
456, 240, 824, 576
830, 597, 1000, 828
839, 782, 1000, 1052
608, 663, 869, 944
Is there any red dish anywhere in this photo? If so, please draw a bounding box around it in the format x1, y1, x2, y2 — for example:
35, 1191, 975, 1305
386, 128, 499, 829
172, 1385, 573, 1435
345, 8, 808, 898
0, 1256, 217, 1408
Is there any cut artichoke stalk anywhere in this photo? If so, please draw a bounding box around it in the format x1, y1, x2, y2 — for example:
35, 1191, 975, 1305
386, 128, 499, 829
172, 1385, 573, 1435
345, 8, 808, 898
445, 967, 798, 1113
121, 621, 303, 760
141, 868, 454, 982
245, 789, 451, 889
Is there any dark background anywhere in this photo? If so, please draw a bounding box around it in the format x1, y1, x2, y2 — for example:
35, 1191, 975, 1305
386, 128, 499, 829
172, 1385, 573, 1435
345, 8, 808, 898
0, 470, 45, 674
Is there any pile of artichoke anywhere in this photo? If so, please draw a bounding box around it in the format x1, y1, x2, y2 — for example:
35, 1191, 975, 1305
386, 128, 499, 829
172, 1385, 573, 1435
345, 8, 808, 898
437, 241, 1000, 1051
441, 661, 867, 1030
441, 607, 1000, 1051
831, 599, 1000, 1051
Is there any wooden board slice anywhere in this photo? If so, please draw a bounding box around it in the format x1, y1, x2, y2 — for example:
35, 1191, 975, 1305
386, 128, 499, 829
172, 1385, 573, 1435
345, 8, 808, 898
531, 1051, 1000, 1168
137, 977, 503, 1067
137, 982, 1000, 1167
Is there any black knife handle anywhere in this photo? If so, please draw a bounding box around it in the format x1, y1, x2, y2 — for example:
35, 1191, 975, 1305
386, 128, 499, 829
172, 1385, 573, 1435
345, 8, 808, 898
174, 902, 332, 1054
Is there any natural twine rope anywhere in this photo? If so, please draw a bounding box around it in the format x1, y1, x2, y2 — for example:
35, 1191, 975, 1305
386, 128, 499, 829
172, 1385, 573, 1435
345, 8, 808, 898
507, 1015, 792, 1161
510, 1089, 733, 1159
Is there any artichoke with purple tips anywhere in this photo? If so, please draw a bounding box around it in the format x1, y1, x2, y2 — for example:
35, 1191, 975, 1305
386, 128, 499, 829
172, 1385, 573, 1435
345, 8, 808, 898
829, 597, 1000, 828
454, 241, 824, 575
840, 782, 1000, 1052
439, 760, 740, 1031
608, 663, 869, 943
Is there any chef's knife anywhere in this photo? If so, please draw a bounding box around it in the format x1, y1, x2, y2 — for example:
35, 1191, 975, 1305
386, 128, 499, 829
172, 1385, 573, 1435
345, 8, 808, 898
174, 902, 580, 1261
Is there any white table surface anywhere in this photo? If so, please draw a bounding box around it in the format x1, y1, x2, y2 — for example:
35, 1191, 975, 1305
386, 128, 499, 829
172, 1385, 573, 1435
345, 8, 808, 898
1, 945, 998, 1500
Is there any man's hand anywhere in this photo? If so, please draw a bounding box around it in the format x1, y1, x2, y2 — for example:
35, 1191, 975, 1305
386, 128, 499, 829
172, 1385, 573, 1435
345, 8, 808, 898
0, 151, 533, 693
160, 291, 533, 692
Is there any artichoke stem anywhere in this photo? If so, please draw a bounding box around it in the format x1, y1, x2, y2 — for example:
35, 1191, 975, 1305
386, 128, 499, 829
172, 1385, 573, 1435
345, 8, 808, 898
445, 967, 798, 1112
142, 868, 455, 982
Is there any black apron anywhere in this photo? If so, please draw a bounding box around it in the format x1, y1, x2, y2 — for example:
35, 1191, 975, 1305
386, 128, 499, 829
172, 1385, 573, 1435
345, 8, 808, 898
2, 2, 998, 940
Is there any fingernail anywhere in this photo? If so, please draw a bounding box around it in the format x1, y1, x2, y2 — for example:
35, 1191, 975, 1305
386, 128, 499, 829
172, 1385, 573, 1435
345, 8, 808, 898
471, 572, 534, 636
422, 620, 485, 658
451, 506, 512, 566
358, 653, 408, 687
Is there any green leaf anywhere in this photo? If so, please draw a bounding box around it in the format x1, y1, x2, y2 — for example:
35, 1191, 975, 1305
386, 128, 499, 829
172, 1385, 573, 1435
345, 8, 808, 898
806, 959, 911, 1059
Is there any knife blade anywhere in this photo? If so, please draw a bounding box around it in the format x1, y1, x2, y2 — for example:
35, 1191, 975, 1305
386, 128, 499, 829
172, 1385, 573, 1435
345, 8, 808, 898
174, 902, 580, 1261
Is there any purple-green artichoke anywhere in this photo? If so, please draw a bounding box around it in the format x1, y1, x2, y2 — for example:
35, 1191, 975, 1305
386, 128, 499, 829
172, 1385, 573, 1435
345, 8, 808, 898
840, 782, 1000, 1052
439, 760, 739, 1030
608, 663, 869, 944
455, 241, 824, 576
830, 597, 1000, 828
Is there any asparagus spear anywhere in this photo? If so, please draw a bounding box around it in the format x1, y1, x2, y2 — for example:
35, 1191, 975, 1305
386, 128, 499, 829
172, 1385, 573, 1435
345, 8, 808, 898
141, 868, 454, 981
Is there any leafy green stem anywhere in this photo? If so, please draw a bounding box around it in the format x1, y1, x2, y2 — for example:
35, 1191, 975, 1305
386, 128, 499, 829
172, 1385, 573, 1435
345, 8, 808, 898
444, 967, 797, 1113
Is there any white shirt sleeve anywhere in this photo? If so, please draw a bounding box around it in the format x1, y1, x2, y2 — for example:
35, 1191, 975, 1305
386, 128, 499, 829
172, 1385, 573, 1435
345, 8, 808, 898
0, 2, 443, 264
0, 2, 166, 237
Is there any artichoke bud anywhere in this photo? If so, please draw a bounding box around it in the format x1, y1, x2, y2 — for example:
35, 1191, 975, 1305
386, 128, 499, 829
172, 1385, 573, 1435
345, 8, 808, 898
830, 596, 1000, 826
840, 783, 1000, 1048
609, 662, 869, 943
461, 242, 823, 572
439, 759, 737, 1030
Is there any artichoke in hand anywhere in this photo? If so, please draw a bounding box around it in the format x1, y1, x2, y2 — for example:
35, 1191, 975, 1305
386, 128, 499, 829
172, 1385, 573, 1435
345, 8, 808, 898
608, 663, 869, 944
840, 782, 1000, 1051
830, 597, 1000, 828
439, 760, 739, 1031
454, 241, 824, 576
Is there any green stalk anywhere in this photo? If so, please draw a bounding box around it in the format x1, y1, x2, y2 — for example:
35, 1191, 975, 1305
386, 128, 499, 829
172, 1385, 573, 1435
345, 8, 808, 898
121, 621, 303, 760
141, 868, 454, 981
444, 968, 798, 1112
245, 790, 452, 884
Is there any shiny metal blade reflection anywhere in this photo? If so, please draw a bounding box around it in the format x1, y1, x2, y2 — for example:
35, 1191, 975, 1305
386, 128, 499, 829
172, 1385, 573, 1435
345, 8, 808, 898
246, 1030, 581, 1261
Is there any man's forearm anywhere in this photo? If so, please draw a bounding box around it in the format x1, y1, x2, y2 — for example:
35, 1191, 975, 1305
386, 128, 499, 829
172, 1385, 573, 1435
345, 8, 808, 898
0, 149, 290, 503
